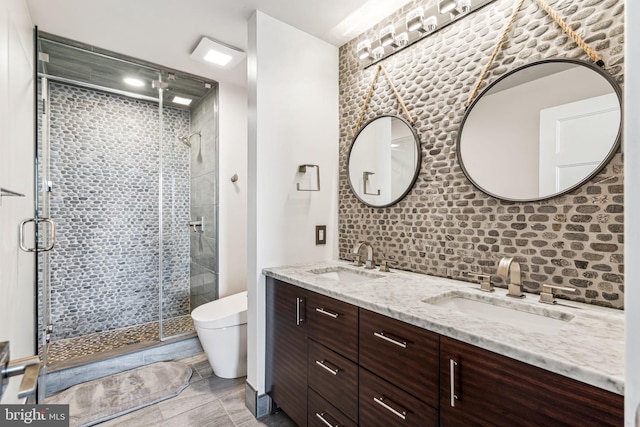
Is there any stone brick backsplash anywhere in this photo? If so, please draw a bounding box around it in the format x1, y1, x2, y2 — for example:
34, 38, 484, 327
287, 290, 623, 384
46, 82, 191, 339
338, 0, 624, 308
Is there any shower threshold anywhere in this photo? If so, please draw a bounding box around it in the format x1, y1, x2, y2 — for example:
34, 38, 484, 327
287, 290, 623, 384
45, 315, 195, 372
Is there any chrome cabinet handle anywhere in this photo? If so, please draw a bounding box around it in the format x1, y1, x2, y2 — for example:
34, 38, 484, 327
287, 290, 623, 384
315, 307, 339, 319
315, 360, 340, 376
450, 359, 459, 407
373, 396, 407, 420
315, 412, 339, 427
373, 331, 407, 348
296, 297, 305, 326
19, 217, 57, 252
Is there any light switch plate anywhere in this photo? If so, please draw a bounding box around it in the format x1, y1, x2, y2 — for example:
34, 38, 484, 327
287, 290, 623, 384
315, 225, 326, 245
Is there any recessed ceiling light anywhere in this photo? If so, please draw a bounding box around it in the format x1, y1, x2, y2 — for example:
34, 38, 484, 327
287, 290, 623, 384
124, 77, 145, 87
204, 49, 233, 66
172, 96, 193, 106
191, 37, 246, 69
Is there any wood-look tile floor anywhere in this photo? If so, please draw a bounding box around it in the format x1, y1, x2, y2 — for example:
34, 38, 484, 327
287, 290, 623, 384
98, 353, 296, 427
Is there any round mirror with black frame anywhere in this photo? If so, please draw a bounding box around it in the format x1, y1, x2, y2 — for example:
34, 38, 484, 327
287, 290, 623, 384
457, 59, 622, 202
348, 115, 421, 208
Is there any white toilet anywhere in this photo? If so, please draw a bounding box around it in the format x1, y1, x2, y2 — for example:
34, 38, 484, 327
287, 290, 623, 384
191, 291, 248, 379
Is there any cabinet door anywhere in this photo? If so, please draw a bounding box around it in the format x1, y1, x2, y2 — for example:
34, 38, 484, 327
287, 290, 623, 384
308, 292, 359, 361
359, 309, 439, 408
440, 336, 623, 427
266, 278, 308, 427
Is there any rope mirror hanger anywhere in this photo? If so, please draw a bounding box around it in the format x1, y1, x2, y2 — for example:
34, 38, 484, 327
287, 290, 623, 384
465, 0, 605, 110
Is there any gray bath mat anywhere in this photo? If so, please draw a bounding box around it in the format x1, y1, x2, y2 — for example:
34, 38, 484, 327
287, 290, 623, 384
47, 361, 192, 426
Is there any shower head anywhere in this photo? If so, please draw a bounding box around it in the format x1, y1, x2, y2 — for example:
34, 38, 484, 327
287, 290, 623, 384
178, 131, 201, 148
178, 136, 191, 147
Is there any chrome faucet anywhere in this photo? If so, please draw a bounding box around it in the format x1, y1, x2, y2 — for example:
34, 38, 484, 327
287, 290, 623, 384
496, 257, 524, 298
353, 242, 375, 269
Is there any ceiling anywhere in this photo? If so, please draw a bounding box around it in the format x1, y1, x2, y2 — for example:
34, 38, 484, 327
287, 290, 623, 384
26, 0, 416, 87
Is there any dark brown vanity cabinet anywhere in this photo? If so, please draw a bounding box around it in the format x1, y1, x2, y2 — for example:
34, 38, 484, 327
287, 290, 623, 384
266, 278, 623, 427
266, 278, 309, 427
439, 336, 624, 427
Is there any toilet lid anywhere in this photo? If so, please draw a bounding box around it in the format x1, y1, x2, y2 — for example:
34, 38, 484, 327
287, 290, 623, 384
191, 291, 248, 329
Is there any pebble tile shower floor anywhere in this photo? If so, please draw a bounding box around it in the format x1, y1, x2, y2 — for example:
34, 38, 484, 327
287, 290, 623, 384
45, 315, 194, 365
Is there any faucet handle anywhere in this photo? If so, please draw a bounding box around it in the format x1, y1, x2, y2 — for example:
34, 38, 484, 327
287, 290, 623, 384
379, 260, 395, 272
467, 273, 494, 292
349, 254, 364, 267
540, 284, 577, 304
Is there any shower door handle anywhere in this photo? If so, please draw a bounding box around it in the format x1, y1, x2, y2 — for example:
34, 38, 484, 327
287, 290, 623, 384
19, 218, 57, 252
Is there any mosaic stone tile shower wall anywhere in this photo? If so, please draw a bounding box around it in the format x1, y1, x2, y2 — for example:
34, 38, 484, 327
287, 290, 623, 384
338, 0, 624, 308
189, 88, 219, 309
47, 82, 191, 340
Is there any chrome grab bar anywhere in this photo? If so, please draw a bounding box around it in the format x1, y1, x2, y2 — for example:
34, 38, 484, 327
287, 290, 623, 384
19, 217, 56, 252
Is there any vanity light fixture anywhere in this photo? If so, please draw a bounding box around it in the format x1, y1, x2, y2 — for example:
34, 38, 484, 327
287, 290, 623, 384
406, 7, 437, 34
450, 0, 471, 19
191, 36, 245, 69
372, 46, 385, 60
438, 0, 458, 14
395, 32, 409, 48
406, 7, 425, 32
357, 40, 372, 60
357, 0, 494, 67
379, 25, 397, 47
123, 77, 145, 87
172, 96, 193, 106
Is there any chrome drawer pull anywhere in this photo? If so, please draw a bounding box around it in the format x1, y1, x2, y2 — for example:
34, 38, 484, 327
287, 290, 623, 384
450, 359, 459, 407
296, 297, 305, 326
373, 331, 407, 348
315, 360, 340, 375
315, 307, 339, 318
316, 412, 340, 427
373, 396, 407, 420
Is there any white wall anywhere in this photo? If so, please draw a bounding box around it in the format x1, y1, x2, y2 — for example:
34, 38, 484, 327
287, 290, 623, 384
625, 2, 640, 425
218, 81, 248, 298
0, 0, 34, 404
246, 10, 339, 397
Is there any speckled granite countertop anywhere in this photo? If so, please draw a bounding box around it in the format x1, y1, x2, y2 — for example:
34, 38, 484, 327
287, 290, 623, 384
263, 260, 624, 395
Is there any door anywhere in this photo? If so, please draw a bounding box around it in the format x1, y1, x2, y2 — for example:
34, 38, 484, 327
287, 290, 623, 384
539, 93, 620, 196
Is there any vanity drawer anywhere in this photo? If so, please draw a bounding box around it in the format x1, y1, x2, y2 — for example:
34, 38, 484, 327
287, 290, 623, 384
359, 309, 439, 407
308, 292, 358, 361
359, 367, 438, 427
308, 388, 357, 427
308, 339, 358, 421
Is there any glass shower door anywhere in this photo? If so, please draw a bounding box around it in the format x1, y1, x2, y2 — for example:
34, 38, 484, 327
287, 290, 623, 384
158, 71, 192, 341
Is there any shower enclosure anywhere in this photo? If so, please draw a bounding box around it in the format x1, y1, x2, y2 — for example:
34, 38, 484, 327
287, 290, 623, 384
34, 32, 219, 391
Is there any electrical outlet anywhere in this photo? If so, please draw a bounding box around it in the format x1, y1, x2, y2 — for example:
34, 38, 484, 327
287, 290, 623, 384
316, 225, 326, 245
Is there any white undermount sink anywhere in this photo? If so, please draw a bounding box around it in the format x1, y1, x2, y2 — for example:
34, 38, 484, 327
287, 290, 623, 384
423, 291, 574, 334
308, 266, 383, 284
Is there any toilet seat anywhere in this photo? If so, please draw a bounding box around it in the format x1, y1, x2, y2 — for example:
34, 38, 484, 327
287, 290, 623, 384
191, 291, 247, 329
